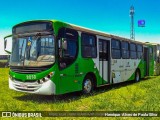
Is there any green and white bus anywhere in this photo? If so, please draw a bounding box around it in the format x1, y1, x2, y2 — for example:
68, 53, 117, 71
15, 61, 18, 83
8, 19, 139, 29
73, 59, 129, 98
152, 43, 160, 75
4, 20, 154, 95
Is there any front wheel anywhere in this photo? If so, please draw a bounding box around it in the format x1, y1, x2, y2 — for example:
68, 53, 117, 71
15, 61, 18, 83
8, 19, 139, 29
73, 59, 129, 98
82, 76, 93, 94
135, 70, 140, 82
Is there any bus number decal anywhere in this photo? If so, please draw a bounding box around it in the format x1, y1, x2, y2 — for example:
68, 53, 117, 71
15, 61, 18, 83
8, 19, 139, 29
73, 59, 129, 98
26, 75, 37, 80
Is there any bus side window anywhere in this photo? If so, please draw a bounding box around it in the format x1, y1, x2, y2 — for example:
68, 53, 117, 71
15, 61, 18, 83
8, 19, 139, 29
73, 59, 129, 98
111, 39, 121, 59
137, 44, 143, 59
121, 41, 129, 59
149, 47, 153, 60
81, 33, 97, 58
130, 43, 137, 59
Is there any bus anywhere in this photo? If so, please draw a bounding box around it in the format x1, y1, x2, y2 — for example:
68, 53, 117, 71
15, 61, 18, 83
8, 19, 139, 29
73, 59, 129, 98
152, 43, 160, 75
4, 20, 154, 95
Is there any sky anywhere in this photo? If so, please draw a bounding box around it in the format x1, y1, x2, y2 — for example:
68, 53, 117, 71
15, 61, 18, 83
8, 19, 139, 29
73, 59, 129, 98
0, 0, 160, 54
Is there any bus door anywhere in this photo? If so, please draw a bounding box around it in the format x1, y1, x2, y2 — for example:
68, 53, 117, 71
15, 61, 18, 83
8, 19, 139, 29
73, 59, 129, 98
98, 39, 110, 84
149, 47, 154, 76
144, 47, 149, 76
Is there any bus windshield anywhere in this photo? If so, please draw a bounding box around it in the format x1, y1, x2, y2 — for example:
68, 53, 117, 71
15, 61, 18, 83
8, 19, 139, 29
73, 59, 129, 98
10, 35, 55, 67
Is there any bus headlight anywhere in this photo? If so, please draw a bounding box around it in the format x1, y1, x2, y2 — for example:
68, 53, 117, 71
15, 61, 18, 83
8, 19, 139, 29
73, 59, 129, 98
38, 79, 44, 84
37, 72, 54, 84
38, 77, 49, 84
9, 75, 14, 81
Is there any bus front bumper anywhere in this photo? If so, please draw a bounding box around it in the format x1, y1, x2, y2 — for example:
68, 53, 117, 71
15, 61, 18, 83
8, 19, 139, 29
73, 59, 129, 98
9, 78, 56, 95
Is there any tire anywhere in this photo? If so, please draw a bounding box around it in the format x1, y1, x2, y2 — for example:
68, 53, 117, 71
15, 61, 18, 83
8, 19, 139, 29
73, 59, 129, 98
135, 70, 140, 82
82, 76, 93, 94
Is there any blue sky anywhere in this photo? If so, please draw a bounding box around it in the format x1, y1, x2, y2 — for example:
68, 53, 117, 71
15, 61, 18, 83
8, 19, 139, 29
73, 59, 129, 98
0, 0, 160, 54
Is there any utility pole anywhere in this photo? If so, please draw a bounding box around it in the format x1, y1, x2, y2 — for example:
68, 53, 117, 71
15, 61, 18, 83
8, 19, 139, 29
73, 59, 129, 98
130, 5, 135, 40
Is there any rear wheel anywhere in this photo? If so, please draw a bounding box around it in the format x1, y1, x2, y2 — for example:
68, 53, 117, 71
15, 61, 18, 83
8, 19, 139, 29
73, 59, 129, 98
135, 70, 140, 82
82, 76, 93, 94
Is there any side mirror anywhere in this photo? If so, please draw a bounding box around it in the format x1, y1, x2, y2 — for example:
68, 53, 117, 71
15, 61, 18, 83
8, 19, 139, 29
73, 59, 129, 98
62, 38, 67, 50
4, 35, 12, 54
58, 39, 62, 49
58, 38, 68, 58
58, 38, 67, 50
4, 40, 7, 49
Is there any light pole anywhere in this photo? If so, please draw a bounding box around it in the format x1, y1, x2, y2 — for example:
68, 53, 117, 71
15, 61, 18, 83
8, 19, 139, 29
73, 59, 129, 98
130, 5, 135, 40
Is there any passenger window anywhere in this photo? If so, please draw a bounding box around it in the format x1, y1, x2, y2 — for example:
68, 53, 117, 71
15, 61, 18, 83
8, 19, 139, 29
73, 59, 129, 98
81, 33, 97, 58
149, 47, 153, 60
111, 39, 121, 59
121, 41, 129, 59
130, 43, 137, 59
137, 44, 143, 59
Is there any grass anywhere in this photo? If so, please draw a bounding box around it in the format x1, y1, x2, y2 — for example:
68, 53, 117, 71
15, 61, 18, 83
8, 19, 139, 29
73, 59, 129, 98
0, 68, 160, 120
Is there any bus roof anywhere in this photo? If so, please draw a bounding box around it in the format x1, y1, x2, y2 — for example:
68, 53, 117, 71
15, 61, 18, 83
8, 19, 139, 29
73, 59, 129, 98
13, 19, 146, 45
53, 20, 146, 45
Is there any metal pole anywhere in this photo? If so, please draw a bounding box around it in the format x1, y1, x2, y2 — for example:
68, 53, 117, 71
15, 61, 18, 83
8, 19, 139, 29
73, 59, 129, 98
130, 6, 135, 40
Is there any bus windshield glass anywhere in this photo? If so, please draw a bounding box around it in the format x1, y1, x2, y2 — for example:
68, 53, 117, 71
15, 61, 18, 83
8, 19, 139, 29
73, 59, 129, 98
10, 35, 55, 67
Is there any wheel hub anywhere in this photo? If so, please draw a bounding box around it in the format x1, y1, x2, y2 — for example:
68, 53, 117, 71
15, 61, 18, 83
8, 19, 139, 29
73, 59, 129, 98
84, 79, 92, 93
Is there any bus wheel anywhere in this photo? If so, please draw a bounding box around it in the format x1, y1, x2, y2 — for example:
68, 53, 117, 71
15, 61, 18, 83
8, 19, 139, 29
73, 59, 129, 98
135, 70, 140, 82
82, 76, 93, 94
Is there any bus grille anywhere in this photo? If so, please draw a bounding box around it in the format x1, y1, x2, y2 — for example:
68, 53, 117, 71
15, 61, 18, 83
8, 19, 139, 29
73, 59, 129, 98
10, 65, 52, 74
12, 79, 41, 92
